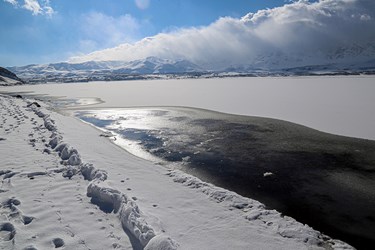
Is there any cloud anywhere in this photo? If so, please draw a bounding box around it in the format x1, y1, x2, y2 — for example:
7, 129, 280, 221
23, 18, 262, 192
23, 0, 42, 15
3, 0, 55, 16
4, 0, 17, 5
70, 0, 375, 69
135, 0, 150, 10
79, 12, 141, 52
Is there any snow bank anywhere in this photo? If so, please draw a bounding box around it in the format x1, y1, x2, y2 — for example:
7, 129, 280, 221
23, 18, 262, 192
167, 170, 352, 249
145, 235, 179, 250
28, 102, 177, 249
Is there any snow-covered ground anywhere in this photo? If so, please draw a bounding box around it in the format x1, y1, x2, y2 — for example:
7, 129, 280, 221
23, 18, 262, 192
0, 76, 22, 86
0, 93, 355, 249
2, 76, 375, 140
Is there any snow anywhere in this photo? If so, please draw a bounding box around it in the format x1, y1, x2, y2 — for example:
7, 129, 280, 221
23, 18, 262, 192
263, 172, 274, 177
2, 76, 375, 140
0, 76, 21, 86
0, 92, 354, 249
144, 235, 178, 250
0, 96, 131, 249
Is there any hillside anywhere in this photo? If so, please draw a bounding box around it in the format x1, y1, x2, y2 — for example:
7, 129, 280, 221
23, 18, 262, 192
0, 67, 24, 86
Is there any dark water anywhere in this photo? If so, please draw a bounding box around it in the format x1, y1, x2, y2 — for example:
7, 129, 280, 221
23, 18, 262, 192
77, 107, 375, 249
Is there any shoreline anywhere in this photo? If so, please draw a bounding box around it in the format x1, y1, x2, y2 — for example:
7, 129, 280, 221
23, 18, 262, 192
0, 93, 355, 249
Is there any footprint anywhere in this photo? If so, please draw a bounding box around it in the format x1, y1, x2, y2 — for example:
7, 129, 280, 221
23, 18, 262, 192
3, 171, 18, 179
3, 197, 21, 207
52, 238, 65, 248
1, 198, 35, 226
0, 222, 16, 241
22, 215, 34, 225
0, 170, 11, 176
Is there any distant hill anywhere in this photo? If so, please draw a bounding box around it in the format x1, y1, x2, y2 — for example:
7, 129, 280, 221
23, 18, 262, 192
6, 55, 375, 84
0, 67, 24, 86
9, 57, 202, 76
7, 57, 205, 83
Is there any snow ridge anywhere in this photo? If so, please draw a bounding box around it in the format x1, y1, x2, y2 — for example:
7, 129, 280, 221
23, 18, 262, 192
28, 102, 178, 249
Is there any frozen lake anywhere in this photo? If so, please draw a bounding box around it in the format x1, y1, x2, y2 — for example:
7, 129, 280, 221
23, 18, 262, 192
2, 76, 375, 248
2, 76, 375, 140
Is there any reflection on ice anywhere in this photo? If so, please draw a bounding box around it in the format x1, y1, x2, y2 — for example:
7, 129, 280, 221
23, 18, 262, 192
78, 108, 206, 163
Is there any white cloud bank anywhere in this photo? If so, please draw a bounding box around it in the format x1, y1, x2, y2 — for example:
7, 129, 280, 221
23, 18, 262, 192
3, 0, 54, 16
71, 0, 375, 69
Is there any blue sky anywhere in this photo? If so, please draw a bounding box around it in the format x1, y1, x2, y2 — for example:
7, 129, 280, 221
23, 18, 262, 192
2, 0, 374, 68
0, 0, 288, 66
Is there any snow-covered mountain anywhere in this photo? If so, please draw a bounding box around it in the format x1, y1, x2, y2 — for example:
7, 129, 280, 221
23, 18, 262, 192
112, 57, 203, 74
7, 49, 375, 84
8, 57, 203, 81
6, 57, 205, 83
